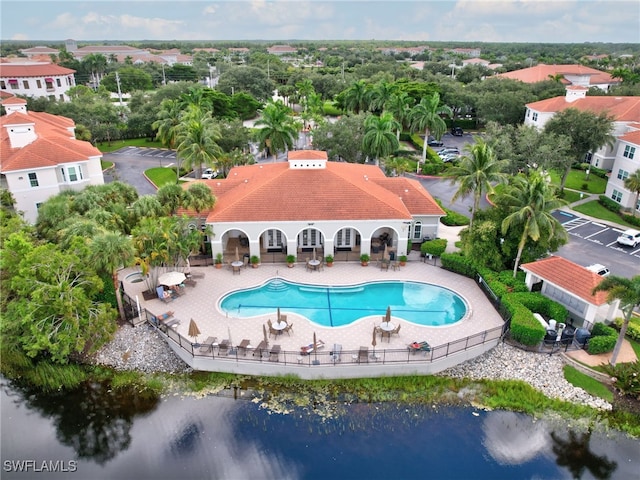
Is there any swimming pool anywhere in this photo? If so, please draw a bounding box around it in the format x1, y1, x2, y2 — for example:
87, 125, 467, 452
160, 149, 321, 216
219, 279, 467, 327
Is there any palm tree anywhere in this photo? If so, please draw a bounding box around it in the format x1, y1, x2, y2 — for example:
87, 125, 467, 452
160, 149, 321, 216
500, 170, 568, 277
183, 182, 216, 252
152, 99, 183, 151
90, 231, 136, 321
369, 80, 397, 114
132, 195, 165, 221
363, 112, 400, 164
623, 169, 640, 217
450, 138, 509, 228
410, 93, 453, 163
175, 106, 223, 180
254, 100, 299, 161
341, 79, 371, 114
385, 91, 414, 140
592, 275, 640, 366
156, 183, 185, 216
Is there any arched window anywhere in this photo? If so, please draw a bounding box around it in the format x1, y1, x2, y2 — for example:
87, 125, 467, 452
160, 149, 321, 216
412, 222, 422, 240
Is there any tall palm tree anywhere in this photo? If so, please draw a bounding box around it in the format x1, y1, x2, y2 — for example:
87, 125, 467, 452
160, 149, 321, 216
369, 80, 397, 114
254, 100, 299, 161
90, 231, 136, 321
176, 106, 223, 180
500, 170, 568, 277
363, 112, 400, 164
385, 91, 414, 140
450, 138, 509, 229
623, 169, 640, 217
183, 182, 216, 252
410, 93, 453, 163
341, 79, 371, 114
156, 183, 185, 216
152, 99, 183, 151
592, 275, 640, 366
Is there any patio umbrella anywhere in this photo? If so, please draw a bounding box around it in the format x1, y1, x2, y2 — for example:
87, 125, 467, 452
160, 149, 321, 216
235, 246, 239, 262
313, 247, 316, 261
385, 306, 391, 325
158, 271, 186, 286
371, 325, 377, 355
313, 331, 318, 362
188, 318, 201, 343
277, 307, 281, 323
383, 243, 388, 261
263, 323, 268, 345
228, 326, 233, 347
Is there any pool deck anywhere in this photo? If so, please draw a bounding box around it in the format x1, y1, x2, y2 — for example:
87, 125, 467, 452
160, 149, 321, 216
121, 251, 505, 365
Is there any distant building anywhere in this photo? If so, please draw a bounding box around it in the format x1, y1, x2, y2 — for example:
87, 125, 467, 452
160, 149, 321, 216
496, 64, 619, 91
0, 97, 104, 223
525, 88, 640, 214
267, 45, 298, 56
19, 46, 60, 59
0, 62, 76, 101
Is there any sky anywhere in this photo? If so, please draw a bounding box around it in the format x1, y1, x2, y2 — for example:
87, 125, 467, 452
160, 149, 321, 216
1, 0, 639, 44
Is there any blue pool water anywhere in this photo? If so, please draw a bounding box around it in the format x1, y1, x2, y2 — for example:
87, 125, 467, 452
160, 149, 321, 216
219, 279, 467, 327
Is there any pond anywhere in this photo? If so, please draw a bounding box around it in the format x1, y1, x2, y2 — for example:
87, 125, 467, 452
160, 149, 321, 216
1, 378, 638, 479
220, 279, 467, 327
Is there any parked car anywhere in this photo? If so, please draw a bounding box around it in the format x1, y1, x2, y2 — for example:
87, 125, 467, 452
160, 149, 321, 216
427, 136, 444, 147
440, 153, 460, 163
616, 228, 640, 247
437, 147, 460, 156
451, 126, 463, 136
201, 168, 218, 179
586, 264, 610, 276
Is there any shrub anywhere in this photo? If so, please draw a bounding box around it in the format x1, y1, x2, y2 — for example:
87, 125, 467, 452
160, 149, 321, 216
502, 295, 546, 345
598, 195, 622, 213
440, 253, 477, 278
613, 317, 640, 342
587, 322, 618, 355
421, 238, 447, 257
434, 199, 470, 226
421, 162, 445, 175
600, 362, 640, 398
621, 214, 640, 228
588, 334, 617, 354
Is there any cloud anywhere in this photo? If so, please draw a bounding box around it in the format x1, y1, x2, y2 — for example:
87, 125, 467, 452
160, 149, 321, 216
11, 33, 30, 41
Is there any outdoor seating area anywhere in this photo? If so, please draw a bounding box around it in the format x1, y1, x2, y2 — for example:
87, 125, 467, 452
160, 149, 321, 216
300, 340, 325, 355
408, 341, 431, 354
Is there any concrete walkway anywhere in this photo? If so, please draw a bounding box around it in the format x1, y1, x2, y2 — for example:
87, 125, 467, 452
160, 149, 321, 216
566, 338, 637, 367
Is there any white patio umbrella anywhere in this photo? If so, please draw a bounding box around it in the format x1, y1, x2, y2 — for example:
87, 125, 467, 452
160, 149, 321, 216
158, 271, 186, 286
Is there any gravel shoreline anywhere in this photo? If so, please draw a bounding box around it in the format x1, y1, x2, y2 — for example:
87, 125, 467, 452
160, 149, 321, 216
92, 323, 612, 411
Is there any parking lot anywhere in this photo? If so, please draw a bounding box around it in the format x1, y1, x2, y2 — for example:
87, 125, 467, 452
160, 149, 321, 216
110, 146, 177, 162
551, 210, 640, 278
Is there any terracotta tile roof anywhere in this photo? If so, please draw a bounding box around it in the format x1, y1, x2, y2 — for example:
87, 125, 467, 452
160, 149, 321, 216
526, 95, 640, 123
520, 256, 608, 305
0, 63, 75, 77
1, 96, 27, 105
0, 110, 101, 173
619, 129, 640, 146
496, 64, 617, 86
178, 154, 443, 223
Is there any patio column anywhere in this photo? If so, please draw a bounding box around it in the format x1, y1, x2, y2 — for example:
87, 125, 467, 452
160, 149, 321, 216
249, 239, 261, 260
361, 238, 371, 257
323, 238, 335, 258
286, 239, 297, 257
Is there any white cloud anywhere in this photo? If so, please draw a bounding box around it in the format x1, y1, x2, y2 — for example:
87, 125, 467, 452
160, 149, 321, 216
203, 4, 217, 15
11, 33, 30, 41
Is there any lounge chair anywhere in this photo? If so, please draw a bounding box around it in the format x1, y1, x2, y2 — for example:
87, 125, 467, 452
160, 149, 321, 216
156, 286, 173, 303
199, 336, 217, 354
253, 340, 269, 358
237, 339, 251, 356
300, 340, 325, 355
218, 339, 230, 356
269, 344, 281, 362
330, 344, 342, 363
408, 341, 430, 354
150, 311, 174, 325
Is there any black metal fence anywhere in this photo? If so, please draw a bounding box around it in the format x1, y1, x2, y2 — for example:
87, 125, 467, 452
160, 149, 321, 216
146, 309, 504, 368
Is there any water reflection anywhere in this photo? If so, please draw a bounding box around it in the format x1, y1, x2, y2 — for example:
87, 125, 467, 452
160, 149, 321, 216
1, 379, 638, 480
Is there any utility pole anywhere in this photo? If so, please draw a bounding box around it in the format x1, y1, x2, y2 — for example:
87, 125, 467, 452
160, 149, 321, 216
115, 71, 124, 107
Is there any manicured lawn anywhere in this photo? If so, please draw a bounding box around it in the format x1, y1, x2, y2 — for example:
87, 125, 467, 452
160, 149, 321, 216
101, 160, 114, 170
146, 167, 184, 187
563, 365, 614, 402
559, 189, 582, 204
572, 200, 637, 228
98, 138, 163, 153
549, 169, 607, 194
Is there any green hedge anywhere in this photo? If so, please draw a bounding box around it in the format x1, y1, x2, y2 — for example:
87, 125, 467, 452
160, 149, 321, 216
621, 214, 640, 228
446, 119, 476, 130
613, 317, 640, 342
588, 322, 618, 354
440, 253, 477, 278
434, 199, 470, 226
598, 195, 622, 213
502, 292, 569, 346
421, 238, 447, 257
477, 267, 529, 298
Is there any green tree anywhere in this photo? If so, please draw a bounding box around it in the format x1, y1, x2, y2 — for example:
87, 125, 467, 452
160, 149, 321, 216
217, 66, 274, 101
363, 112, 400, 164
4, 240, 117, 363
338, 79, 371, 114
623, 169, 640, 217
311, 113, 367, 163
100, 66, 153, 93
592, 275, 640, 366
449, 138, 508, 228
410, 93, 452, 163
156, 183, 185, 215
90, 231, 136, 321
182, 182, 216, 252
176, 106, 223, 180
543, 108, 615, 192
500, 170, 568, 277
385, 91, 414, 140
254, 100, 299, 160
152, 99, 183, 151
369, 80, 397, 114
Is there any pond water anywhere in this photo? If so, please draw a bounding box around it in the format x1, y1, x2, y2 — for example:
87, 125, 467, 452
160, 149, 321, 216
220, 279, 467, 327
1, 378, 638, 479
